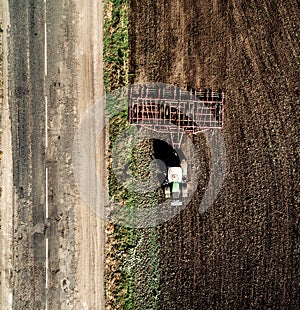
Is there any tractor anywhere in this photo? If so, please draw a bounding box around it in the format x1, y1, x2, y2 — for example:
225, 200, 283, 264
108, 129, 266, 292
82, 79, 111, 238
128, 83, 224, 206
162, 159, 187, 206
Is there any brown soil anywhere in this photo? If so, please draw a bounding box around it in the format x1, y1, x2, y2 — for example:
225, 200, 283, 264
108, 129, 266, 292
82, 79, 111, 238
130, 0, 299, 308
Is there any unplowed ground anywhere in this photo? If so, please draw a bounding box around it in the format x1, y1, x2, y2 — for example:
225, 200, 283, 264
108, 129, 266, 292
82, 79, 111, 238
130, 0, 299, 308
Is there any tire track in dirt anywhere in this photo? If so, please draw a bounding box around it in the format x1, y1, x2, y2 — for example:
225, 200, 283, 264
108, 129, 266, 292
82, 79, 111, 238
129, 0, 299, 308
1, 0, 106, 308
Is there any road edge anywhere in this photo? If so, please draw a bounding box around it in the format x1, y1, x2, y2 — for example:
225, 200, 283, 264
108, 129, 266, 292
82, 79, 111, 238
0, 0, 13, 308
74, 0, 105, 309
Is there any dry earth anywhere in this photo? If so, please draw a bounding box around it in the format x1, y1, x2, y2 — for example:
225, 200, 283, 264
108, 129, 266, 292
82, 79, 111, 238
0, 0, 105, 309
129, 0, 299, 308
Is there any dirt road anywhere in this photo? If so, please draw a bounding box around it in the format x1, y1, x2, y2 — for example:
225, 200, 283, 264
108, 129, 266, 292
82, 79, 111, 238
0, 1, 13, 308
1, 0, 105, 308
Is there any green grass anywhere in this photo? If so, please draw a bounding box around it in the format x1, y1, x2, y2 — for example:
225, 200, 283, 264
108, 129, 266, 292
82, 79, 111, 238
103, 0, 129, 93
103, 1, 160, 308
103, 1, 135, 308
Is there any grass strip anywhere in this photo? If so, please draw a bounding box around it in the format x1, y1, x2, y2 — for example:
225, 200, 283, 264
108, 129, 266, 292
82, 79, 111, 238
103, 1, 160, 308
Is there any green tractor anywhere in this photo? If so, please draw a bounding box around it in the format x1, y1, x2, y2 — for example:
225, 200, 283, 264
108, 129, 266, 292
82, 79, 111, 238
162, 159, 187, 206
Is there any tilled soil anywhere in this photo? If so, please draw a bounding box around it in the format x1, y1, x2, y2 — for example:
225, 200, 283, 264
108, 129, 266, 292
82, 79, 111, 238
129, 0, 299, 308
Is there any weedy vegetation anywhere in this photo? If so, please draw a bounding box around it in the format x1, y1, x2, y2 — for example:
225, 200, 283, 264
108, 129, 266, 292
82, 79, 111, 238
104, 1, 160, 309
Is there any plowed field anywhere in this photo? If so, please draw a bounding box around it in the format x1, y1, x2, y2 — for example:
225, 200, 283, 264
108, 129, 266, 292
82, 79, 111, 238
129, 0, 299, 308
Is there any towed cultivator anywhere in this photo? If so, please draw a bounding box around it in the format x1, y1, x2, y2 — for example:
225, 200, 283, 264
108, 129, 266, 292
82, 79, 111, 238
128, 83, 225, 206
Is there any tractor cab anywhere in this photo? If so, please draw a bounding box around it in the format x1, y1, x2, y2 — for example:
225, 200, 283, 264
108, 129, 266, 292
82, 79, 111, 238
163, 161, 187, 206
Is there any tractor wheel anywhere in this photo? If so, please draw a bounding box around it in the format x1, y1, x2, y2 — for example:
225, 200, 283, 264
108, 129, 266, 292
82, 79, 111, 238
182, 184, 188, 198
164, 186, 171, 198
